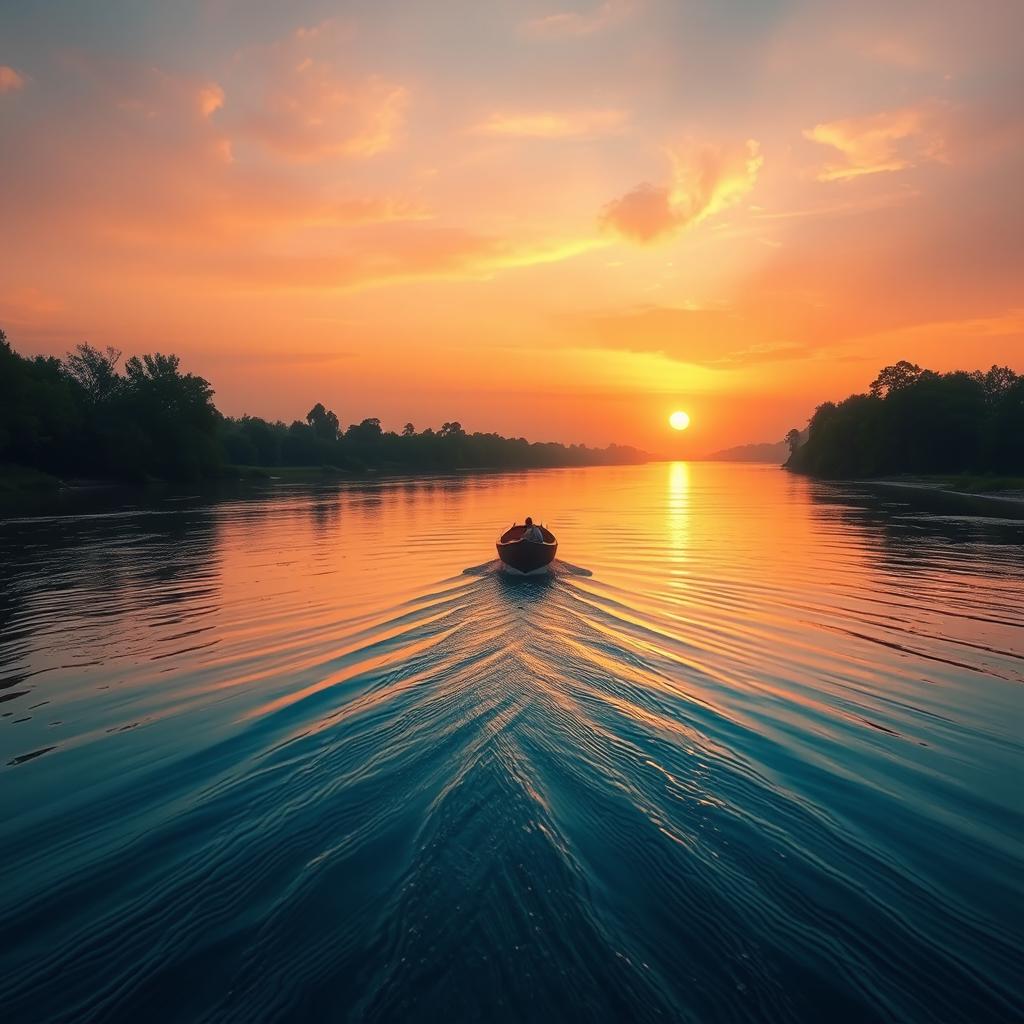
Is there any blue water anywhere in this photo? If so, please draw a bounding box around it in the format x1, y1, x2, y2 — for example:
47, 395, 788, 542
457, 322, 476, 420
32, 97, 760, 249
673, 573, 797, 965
0, 464, 1021, 1022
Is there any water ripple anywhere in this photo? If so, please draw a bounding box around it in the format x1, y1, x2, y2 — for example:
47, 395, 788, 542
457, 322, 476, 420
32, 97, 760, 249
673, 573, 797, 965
0, 465, 1021, 1023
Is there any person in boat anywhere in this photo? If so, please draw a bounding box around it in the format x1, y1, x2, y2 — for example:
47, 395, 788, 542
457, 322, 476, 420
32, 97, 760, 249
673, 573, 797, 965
522, 517, 545, 543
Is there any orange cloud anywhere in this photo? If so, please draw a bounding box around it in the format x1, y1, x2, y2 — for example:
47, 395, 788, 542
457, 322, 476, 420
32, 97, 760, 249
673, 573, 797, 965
0, 286, 64, 323
0, 65, 24, 93
602, 140, 762, 242
197, 83, 224, 118
243, 72, 406, 161
474, 108, 627, 139
560, 304, 809, 366
229, 25, 407, 161
804, 104, 948, 181
0, 55, 427, 252
0, 49, 613, 302
526, 1, 634, 37
145, 225, 603, 292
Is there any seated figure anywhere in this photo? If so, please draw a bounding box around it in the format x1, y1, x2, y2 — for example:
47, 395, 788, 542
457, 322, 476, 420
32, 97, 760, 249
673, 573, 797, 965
522, 516, 544, 543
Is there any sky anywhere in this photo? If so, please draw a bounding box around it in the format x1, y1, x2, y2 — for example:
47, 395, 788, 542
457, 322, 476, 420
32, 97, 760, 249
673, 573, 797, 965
1, 0, 1022, 455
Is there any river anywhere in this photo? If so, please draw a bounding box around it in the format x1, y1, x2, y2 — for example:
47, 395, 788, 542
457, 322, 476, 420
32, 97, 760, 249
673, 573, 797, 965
0, 463, 1021, 1022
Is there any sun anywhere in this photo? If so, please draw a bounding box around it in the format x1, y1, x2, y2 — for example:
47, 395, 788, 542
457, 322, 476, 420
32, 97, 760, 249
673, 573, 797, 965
669, 410, 691, 431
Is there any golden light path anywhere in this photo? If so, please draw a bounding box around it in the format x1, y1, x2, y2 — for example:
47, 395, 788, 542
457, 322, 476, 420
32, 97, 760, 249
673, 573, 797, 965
669, 411, 691, 431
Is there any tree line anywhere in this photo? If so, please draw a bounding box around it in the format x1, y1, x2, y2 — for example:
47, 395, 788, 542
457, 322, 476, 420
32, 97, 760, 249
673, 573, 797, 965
784, 361, 1024, 478
0, 331, 648, 482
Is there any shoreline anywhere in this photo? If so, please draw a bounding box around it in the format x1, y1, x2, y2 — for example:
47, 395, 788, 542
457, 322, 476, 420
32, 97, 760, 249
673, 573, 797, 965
784, 465, 1024, 515
0, 460, 652, 499
857, 476, 1024, 517
864, 476, 1024, 504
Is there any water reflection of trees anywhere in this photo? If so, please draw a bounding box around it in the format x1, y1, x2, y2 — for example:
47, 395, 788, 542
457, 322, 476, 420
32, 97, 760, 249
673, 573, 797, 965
804, 481, 1024, 574
308, 492, 342, 533
0, 491, 223, 710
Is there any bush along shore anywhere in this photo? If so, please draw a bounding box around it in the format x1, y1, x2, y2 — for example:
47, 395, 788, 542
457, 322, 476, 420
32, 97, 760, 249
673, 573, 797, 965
0, 329, 649, 488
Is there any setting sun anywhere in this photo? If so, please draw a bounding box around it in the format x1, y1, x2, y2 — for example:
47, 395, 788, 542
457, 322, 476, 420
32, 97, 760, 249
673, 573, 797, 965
669, 411, 691, 431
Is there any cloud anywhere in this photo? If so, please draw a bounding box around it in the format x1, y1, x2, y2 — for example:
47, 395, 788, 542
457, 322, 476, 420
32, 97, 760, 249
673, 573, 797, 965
752, 189, 920, 222
560, 305, 810, 367
601, 140, 762, 243
172, 227, 604, 292
526, 1, 634, 37
848, 309, 1024, 349
0, 49, 605, 300
474, 108, 627, 139
0, 56, 427, 250
228, 24, 408, 161
197, 83, 224, 118
0, 65, 24, 93
241, 72, 406, 161
0, 286, 64, 323
804, 104, 948, 181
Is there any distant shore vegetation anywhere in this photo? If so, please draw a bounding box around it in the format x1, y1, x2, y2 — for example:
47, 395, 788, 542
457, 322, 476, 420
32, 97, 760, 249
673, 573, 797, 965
784, 361, 1024, 479
0, 331, 648, 486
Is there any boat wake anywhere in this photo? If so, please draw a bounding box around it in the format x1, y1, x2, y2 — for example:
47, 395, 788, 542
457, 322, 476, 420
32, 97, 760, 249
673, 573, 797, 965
463, 558, 593, 577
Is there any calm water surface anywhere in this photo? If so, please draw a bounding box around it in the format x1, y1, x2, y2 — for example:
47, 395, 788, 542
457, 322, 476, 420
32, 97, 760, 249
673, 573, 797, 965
0, 463, 1021, 1023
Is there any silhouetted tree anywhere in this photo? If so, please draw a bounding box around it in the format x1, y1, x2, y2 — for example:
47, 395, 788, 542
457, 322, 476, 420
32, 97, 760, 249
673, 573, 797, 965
0, 329, 651, 482
788, 361, 1022, 479
64, 343, 122, 406
973, 365, 1018, 403
345, 418, 382, 444
119, 353, 220, 479
784, 428, 801, 454
869, 361, 923, 399
306, 402, 340, 441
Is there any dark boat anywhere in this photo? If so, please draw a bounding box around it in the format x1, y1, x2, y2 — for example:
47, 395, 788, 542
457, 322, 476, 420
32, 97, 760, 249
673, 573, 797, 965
496, 524, 558, 573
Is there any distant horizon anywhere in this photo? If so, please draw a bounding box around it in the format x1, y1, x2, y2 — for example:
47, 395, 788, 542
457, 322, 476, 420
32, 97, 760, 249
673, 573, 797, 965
6, 328, 1021, 462
8, 328, 802, 457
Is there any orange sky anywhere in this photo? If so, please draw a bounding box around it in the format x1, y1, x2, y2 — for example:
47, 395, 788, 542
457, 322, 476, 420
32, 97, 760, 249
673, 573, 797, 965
1, 0, 1022, 454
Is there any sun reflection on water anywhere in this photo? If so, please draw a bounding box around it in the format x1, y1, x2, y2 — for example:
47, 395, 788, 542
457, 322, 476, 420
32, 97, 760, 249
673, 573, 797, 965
667, 461, 690, 567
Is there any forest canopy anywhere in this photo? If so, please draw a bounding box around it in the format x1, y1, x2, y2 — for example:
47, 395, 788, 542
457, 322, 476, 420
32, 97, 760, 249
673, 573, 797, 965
785, 361, 1024, 478
0, 331, 648, 482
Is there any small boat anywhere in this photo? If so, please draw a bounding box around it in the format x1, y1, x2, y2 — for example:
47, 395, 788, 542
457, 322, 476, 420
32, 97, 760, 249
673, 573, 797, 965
496, 524, 558, 573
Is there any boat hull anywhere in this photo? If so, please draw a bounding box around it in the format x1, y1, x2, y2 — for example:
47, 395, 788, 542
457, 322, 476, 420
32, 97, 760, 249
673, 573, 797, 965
496, 524, 558, 573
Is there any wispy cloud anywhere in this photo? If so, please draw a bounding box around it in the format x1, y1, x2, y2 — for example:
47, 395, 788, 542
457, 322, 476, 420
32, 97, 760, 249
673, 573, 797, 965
752, 188, 921, 221
804, 103, 947, 181
228, 23, 408, 161
526, 0, 634, 38
0, 55, 427, 247
474, 108, 626, 139
849, 309, 1024, 348
0, 285, 64, 323
0, 65, 25, 93
158, 227, 605, 292
560, 304, 809, 366
602, 140, 762, 243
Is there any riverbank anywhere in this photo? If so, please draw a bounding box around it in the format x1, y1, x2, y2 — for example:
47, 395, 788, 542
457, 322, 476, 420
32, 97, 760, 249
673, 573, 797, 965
0, 459, 650, 499
0, 465, 62, 494
868, 474, 1024, 502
